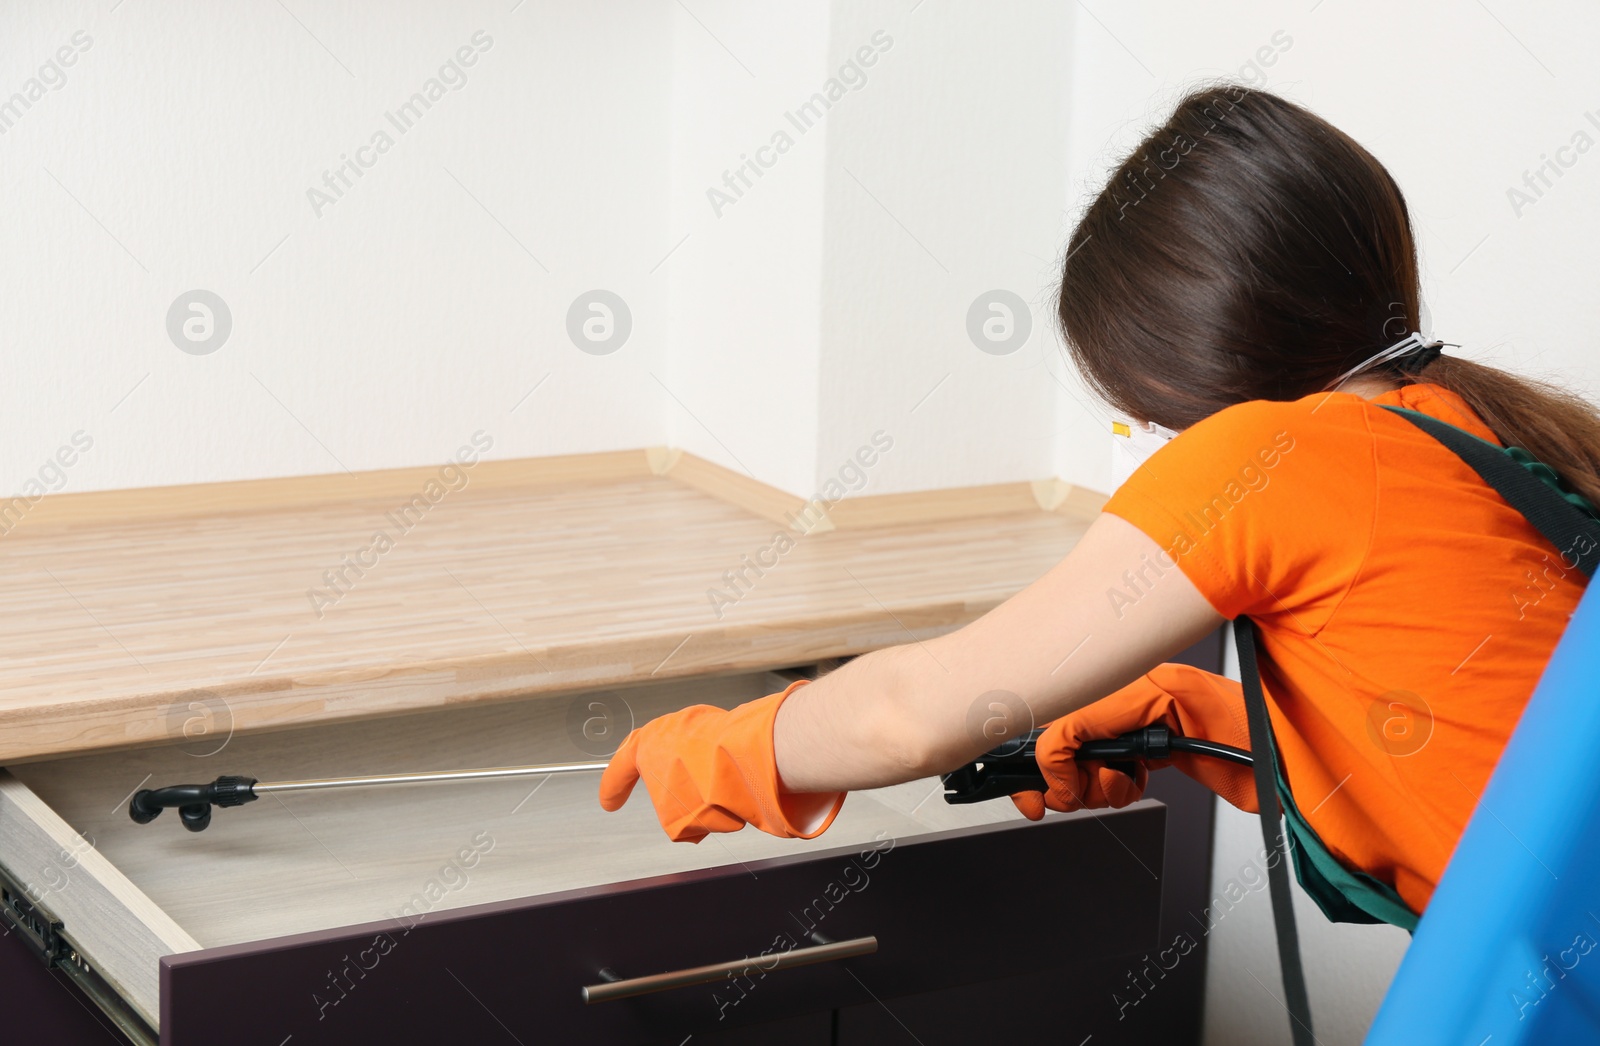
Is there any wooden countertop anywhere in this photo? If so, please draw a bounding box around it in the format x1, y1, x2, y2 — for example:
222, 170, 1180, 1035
0, 462, 1093, 763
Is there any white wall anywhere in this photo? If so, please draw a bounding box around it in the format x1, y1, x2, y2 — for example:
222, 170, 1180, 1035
817, 2, 1075, 495
0, 0, 674, 495
660, 1, 1081, 499
0, 0, 1088, 503
661, 4, 832, 497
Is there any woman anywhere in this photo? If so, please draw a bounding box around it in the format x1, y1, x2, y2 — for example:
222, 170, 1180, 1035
598, 83, 1600, 925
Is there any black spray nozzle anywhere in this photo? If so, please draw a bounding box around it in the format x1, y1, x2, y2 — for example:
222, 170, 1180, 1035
129, 776, 257, 832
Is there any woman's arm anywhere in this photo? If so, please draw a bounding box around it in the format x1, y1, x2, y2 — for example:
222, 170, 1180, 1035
772, 511, 1224, 792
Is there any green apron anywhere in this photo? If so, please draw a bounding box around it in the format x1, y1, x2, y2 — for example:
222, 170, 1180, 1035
1259, 709, 1421, 931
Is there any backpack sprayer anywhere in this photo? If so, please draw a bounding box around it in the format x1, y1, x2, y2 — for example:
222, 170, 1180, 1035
127, 726, 1250, 831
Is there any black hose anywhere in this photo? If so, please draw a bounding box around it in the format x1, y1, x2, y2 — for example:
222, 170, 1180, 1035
1170, 736, 1254, 767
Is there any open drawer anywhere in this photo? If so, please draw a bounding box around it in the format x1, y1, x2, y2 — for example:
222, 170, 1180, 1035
0, 669, 1166, 1045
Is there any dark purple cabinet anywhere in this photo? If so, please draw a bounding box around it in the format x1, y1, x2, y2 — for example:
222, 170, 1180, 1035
161, 811, 1165, 1045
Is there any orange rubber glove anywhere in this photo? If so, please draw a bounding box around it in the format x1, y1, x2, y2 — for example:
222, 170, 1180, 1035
598, 679, 846, 843
1011, 662, 1259, 820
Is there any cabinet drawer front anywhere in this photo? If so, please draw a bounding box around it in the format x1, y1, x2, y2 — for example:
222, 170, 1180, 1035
162, 810, 1164, 1045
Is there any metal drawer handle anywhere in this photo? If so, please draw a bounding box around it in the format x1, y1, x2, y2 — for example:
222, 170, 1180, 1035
582, 934, 878, 1004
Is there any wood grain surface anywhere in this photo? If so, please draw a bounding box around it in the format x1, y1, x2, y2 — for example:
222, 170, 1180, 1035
0, 467, 1092, 763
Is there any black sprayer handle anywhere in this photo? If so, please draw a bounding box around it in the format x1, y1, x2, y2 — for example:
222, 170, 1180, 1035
128, 776, 258, 832
940, 725, 1252, 805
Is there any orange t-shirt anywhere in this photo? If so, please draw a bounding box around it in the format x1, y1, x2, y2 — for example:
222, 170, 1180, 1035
1104, 382, 1585, 915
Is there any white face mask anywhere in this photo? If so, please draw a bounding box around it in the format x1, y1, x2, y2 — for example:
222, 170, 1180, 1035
1111, 418, 1180, 487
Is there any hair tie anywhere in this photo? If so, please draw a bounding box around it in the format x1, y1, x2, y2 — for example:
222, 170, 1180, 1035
1398, 342, 1444, 372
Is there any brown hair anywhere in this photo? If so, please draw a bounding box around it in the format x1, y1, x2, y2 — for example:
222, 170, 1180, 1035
1058, 82, 1600, 506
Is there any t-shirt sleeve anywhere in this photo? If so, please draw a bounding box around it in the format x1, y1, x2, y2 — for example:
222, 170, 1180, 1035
1102, 398, 1378, 626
